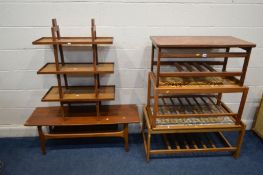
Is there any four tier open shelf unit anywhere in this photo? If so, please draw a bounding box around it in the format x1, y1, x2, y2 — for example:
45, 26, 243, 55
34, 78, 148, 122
142, 36, 256, 161
25, 19, 139, 154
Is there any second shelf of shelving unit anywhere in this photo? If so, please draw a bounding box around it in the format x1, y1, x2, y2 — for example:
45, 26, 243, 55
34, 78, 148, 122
42, 85, 115, 102
38, 63, 114, 74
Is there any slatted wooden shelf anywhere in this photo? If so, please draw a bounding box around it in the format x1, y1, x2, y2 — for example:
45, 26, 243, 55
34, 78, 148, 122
32, 37, 113, 45
154, 61, 242, 77
145, 107, 238, 131
149, 72, 246, 94
38, 63, 114, 74
142, 106, 245, 160
144, 132, 237, 154
42, 86, 115, 102
25, 105, 139, 126
149, 95, 236, 118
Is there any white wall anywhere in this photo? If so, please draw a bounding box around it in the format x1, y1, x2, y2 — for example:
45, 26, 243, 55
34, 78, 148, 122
0, 0, 262, 136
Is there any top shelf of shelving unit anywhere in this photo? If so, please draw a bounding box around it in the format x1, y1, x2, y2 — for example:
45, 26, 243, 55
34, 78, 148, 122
32, 37, 113, 45
150, 36, 256, 48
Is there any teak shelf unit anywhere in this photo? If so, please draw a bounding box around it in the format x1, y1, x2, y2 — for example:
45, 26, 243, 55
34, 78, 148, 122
25, 19, 139, 154
142, 36, 256, 161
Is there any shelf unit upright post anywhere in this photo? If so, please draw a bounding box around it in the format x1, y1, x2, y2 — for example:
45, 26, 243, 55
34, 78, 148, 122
91, 19, 101, 117
50, 19, 69, 118
143, 36, 256, 161
24, 19, 140, 154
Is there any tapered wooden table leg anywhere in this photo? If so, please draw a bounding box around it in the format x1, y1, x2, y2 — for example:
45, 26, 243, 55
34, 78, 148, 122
233, 127, 246, 159
124, 124, 129, 152
146, 132, 151, 162
37, 126, 46, 155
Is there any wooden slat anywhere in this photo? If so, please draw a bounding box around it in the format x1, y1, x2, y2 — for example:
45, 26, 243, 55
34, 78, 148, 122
204, 133, 216, 148
183, 63, 194, 72
185, 97, 197, 114
192, 62, 207, 72
197, 134, 208, 149
173, 135, 181, 150
182, 134, 190, 149
200, 97, 213, 113
162, 134, 172, 150
188, 134, 199, 149
202, 62, 217, 72
174, 62, 184, 71
207, 96, 226, 113
192, 97, 204, 113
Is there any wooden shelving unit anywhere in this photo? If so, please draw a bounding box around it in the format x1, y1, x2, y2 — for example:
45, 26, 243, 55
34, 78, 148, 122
142, 36, 256, 161
25, 19, 139, 154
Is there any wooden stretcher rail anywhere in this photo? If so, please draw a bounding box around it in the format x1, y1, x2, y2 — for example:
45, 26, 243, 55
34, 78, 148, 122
153, 61, 225, 66
160, 52, 248, 58
159, 72, 242, 77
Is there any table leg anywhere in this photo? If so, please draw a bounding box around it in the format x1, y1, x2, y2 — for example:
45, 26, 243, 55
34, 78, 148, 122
233, 127, 246, 159
37, 126, 46, 155
124, 124, 129, 152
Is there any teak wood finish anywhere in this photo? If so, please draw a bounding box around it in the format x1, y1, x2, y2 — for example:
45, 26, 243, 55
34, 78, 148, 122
144, 36, 255, 161
32, 19, 115, 117
25, 105, 139, 154
142, 106, 246, 161
26, 19, 140, 153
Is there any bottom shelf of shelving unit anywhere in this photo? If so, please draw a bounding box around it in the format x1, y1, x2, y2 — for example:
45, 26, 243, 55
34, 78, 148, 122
24, 105, 140, 154
142, 106, 246, 161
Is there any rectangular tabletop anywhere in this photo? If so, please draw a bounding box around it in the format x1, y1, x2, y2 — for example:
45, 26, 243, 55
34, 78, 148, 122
25, 105, 140, 126
150, 36, 256, 48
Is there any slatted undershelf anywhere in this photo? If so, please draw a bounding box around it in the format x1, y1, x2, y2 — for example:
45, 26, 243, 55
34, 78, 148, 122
148, 132, 237, 155
142, 106, 245, 159
152, 61, 242, 87
156, 61, 242, 77
42, 86, 115, 102
32, 37, 113, 45
38, 63, 114, 74
146, 95, 240, 130
150, 95, 236, 118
